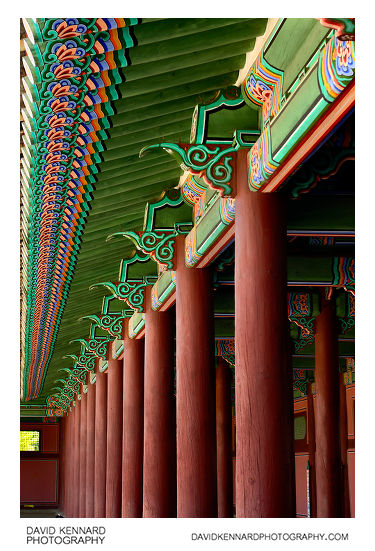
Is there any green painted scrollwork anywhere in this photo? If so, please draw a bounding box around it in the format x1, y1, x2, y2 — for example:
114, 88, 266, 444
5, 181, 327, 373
293, 370, 315, 396
70, 337, 112, 360
64, 352, 96, 371
338, 291, 355, 334
90, 281, 147, 313
80, 314, 125, 340
292, 330, 315, 352
290, 316, 315, 352
108, 230, 176, 269
59, 394, 71, 407
139, 131, 257, 198
140, 142, 236, 197
288, 291, 316, 352
56, 377, 81, 393
339, 317, 354, 334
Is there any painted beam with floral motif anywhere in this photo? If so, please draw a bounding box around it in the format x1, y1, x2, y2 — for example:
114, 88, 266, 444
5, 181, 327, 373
244, 24, 355, 192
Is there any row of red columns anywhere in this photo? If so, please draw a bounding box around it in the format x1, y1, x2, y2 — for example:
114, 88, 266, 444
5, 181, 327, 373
59, 150, 343, 518
60, 317, 232, 517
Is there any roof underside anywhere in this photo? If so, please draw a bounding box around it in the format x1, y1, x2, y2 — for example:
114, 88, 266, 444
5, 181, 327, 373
20, 18, 269, 405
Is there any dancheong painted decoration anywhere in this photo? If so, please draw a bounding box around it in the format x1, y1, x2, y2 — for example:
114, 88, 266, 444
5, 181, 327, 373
20, 17, 355, 521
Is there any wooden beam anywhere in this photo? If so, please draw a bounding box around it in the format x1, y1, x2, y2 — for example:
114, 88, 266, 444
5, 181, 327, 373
262, 82, 355, 193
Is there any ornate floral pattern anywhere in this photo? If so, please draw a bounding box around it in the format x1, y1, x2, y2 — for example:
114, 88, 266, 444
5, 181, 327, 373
215, 339, 235, 367
249, 76, 273, 120
250, 142, 262, 186
332, 257, 355, 295
185, 230, 202, 267
288, 292, 315, 352
21, 17, 139, 404
242, 51, 284, 128
219, 198, 235, 225
335, 39, 355, 77
344, 357, 355, 385
248, 127, 279, 191
318, 35, 355, 103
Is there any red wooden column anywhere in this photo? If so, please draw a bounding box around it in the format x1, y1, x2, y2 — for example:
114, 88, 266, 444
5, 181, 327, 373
58, 416, 67, 514
314, 297, 342, 517
73, 398, 81, 517
64, 416, 72, 515
86, 374, 96, 518
65, 410, 74, 517
79, 387, 87, 517
106, 352, 123, 518
122, 319, 144, 517
235, 149, 295, 518
175, 235, 217, 518
59, 416, 66, 515
143, 286, 176, 518
94, 360, 108, 518
307, 382, 317, 518
216, 357, 233, 518
339, 371, 351, 517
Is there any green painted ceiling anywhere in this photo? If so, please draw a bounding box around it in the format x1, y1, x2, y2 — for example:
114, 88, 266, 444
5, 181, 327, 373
20, 17, 268, 406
